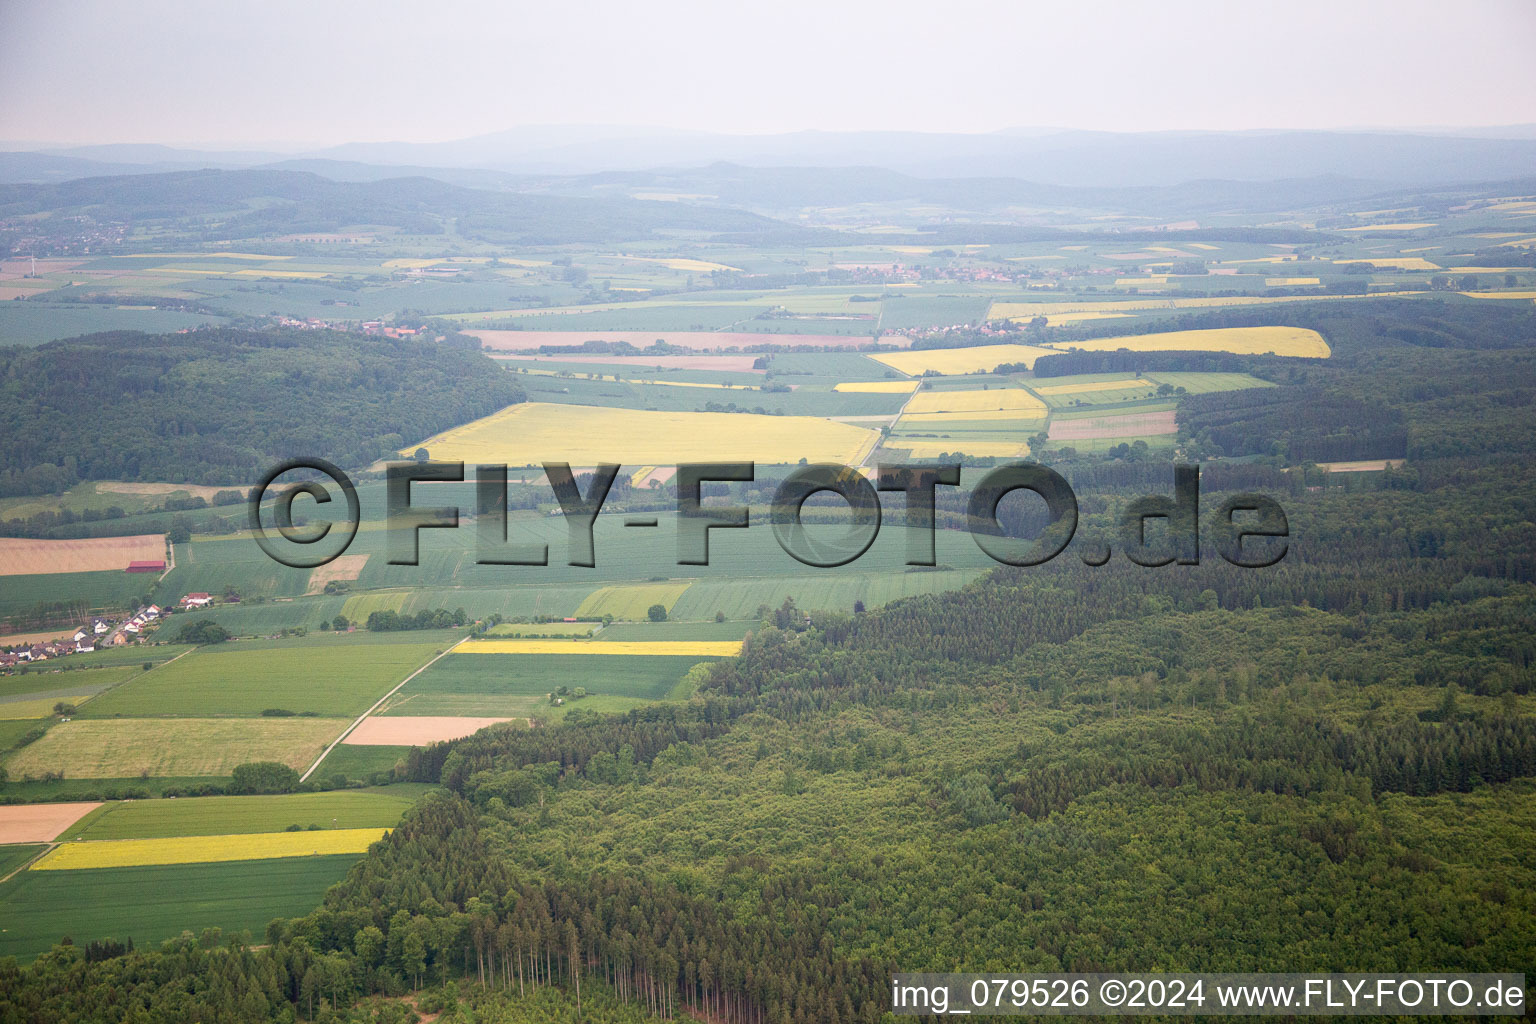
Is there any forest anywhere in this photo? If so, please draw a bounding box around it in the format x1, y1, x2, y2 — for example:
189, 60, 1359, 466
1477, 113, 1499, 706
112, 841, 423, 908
0, 329, 524, 495
1, 300, 1534, 1022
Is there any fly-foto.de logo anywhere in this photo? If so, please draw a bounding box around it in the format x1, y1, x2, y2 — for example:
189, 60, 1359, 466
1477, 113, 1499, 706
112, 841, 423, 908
248, 459, 1289, 572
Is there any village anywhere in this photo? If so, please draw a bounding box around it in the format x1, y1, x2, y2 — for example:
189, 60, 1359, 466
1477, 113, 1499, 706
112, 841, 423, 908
0, 592, 215, 671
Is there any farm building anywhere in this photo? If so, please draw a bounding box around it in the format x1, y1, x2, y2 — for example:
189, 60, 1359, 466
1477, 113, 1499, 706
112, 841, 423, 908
127, 560, 166, 573
180, 593, 213, 608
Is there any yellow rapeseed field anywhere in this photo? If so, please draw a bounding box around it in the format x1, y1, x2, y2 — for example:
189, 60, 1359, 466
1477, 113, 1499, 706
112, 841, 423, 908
904, 389, 1048, 416
1033, 378, 1155, 396
1056, 326, 1330, 358
1115, 278, 1171, 287
870, 344, 1060, 376
34, 828, 388, 870
460, 639, 744, 657
1460, 291, 1536, 300
1265, 278, 1321, 286
832, 381, 920, 393
403, 403, 880, 466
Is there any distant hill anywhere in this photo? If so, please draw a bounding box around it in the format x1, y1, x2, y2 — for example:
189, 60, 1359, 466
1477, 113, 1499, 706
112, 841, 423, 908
6, 126, 1536, 187
0, 168, 791, 244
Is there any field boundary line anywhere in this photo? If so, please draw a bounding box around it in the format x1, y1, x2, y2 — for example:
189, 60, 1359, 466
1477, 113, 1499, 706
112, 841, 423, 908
0, 843, 56, 886
299, 634, 470, 782
864, 378, 927, 467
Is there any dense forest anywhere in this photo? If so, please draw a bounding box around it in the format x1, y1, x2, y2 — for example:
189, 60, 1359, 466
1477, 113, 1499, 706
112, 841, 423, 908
1, 301, 1534, 1022
0, 329, 523, 495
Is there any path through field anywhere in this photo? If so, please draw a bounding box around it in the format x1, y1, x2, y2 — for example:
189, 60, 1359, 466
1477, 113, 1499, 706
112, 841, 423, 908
300, 636, 469, 781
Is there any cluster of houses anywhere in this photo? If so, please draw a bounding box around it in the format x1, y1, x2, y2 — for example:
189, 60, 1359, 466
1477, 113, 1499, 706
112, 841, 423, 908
0, 593, 213, 670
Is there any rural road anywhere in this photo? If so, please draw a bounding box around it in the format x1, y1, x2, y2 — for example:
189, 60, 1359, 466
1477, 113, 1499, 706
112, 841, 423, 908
299, 634, 470, 782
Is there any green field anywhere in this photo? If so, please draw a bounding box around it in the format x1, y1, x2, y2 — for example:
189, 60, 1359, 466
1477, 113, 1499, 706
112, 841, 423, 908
668, 568, 989, 619
1143, 371, 1277, 394
0, 665, 141, 700
0, 569, 158, 621
575, 582, 692, 619
484, 621, 598, 637
4, 717, 349, 779
60, 786, 432, 840
177, 596, 349, 637
382, 651, 711, 716
598, 619, 755, 641
520, 374, 906, 418
163, 510, 1002, 605
0, 302, 233, 346
0, 856, 358, 961
0, 718, 42, 751
313, 744, 415, 781
38, 645, 193, 670
0, 845, 45, 879
79, 636, 448, 717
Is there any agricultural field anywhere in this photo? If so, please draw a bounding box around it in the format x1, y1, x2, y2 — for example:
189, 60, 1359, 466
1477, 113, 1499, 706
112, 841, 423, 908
886, 439, 1030, 458
343, 716, 514, 745
3, 717, 347, 778
0, 694, 98, 719
1047, 410, 1179, 441
59, 787, 430, 841
0, 568, 155, 622
0, 535, 165, 576
574, 582, 693, 619
832, 380, 919, 393
1049, 326, 1331, 357
484, 621, 598, 637
0, 664, 144, 700
1032, 376, 1157, 397
0, 845, 45, 879
598, 619, 755, 641
902, 388, 1048, 418
403, 402, 881, 466
34, 827, 388, 869
667, 568, 989, 620
315, 744, 415, 781
870, 344, 1060, 376
0, 802, 104, 844
1143, 371, 1277, 394
0, 856, 359, 961
380, 650, 716, 719
457, 639, 745, 656
79, 636, 448, 717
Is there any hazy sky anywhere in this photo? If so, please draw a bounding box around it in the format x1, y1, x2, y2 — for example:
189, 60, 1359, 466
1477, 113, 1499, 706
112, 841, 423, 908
2, 0, 1534, 148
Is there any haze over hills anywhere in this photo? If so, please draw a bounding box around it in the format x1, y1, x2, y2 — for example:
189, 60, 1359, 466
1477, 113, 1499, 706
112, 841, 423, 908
4, 125, 1536, 187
